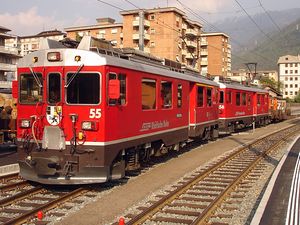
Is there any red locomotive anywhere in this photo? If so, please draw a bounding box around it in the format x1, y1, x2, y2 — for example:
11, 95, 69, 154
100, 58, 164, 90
15, 37, 221, 184
216, 78, 270, 133
15, 37, 284, 185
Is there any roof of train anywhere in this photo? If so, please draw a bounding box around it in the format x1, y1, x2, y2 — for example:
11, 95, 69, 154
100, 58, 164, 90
18, 39, 219, 87
217, 81, 268, 93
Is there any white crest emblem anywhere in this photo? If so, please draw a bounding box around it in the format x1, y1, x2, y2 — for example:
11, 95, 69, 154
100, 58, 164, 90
46, 106, 62, 126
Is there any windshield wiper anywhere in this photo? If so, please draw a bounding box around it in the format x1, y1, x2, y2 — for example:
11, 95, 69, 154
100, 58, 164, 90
65, 64, 84, 88
29, 66, 43, 88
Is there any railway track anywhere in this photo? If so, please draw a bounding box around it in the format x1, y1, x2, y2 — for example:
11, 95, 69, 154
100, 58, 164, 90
118, 124, 300, 225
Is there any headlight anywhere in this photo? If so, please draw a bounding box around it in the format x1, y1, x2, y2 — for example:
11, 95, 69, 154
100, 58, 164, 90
82, 121, 97, 131
20, 119, 31, 128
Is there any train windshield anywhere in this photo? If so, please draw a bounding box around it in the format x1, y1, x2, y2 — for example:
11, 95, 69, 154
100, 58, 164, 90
66, 72, 100, 104
48, 73, 61, 104
20, 73, 43, 104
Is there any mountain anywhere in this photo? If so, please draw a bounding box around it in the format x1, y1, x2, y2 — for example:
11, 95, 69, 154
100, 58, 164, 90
212, 8, 300, 70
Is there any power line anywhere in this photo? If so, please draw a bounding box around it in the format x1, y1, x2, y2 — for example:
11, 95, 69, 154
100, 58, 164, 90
96, 0, 125, 11
258, 0, 282, 32
234, 0, 273, 41
123, 0, 141, 10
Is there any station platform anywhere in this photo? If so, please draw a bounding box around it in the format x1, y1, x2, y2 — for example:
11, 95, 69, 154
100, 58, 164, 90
251, 135, 300, 225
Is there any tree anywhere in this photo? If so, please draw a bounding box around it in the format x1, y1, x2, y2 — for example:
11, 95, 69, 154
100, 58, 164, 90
294, 91, 300, 103
259, 76, 283, 92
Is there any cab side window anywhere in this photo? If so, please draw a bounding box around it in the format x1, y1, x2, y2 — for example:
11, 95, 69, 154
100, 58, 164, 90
177, 84, 182, 108
108, 73, 126, 105
207, 88, 212, 106
236, 92, 241, 106
197, 86, 204, 107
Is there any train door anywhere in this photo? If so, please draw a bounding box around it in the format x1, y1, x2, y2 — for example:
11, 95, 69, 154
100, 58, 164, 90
46, 72, 62, 126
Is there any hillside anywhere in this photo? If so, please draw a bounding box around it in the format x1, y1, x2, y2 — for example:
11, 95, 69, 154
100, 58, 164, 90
213, 8, 300, 70
232, 18, 300, 70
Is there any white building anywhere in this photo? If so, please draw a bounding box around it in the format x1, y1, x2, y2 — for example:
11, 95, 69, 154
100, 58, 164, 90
278, 55, 300, 99
6, 29, 66, 56
0, 26, 21, 88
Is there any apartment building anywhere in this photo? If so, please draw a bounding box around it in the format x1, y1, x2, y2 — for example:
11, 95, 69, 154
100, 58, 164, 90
65, 18, 123, 48
6, 29, 66, 56
0, 26, 20, 87
200, 33, 231, 77
65, 7, 203, 72
278, 55, 300, 99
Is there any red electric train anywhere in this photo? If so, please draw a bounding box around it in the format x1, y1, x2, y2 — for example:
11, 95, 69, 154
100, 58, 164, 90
14, 36, 282, 185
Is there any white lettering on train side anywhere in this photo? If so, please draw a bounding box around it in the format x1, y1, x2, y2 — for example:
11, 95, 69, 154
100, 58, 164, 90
140, 120, 170, 132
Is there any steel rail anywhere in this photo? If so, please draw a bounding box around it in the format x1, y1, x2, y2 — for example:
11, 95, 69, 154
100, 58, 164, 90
126, 124, 299, 225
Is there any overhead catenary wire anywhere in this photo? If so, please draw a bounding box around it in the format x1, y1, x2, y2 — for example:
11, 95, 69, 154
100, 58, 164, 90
258, 0, 282, 32
234, 0, 274, 41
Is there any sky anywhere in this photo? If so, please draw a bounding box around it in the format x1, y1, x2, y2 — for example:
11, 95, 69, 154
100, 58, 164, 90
1, 0, 299, 36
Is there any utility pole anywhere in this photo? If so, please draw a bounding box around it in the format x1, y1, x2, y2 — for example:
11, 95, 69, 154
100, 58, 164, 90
245, 62, 257, 83
138, 10, 144, 51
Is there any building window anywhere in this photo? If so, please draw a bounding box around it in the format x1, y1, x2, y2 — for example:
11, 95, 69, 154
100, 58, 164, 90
295, 70, 298, 74
285, 70, 288, 74
161, 81, 172, 108
290, 63, 293, 67
111, 29, 118, 34
290, 91, 293, 95
285, 91, 288, 95
295, 77, 298, 81
285, 63, 288, 67
295, 63, 298, 67
290, 77, 293, 81
295, 84, 298, 88
150, 14, 155, 20
290, 70, 293, 74
290, 84, 293, 88
150, 28, 155, 34
285, 77, 288, 81
296, 91, 298, 95
142, 79, 156, 110
150, 41, 155, 47
285, 84, 288, 88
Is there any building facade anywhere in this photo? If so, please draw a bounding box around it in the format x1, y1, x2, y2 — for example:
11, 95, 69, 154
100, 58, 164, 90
6, 29, 66, 56
278, 55, 300, 99
200, 33, 231, 77
0, 26, 20, 88
65, 7, 203, 72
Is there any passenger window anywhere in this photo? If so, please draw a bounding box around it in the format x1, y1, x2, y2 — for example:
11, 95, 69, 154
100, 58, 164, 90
207, 88, 212, 106
177, 84, 182, 108
226, 91, 232, 103
108, 73, 126, 105
219, 91, 224, 104
236, 92, 241, 106
197, 86, 204, 107
242, 93, 246, 105
257, 95, 261, 106
48, 73, 61, 104
67, 73, 100, 104
142, 79, 156, 110
161, 81, 172, 108
248, 94, 251, 105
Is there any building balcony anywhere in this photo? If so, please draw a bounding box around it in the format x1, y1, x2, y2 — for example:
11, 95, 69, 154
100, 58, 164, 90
228, 44, 231, 49
186, 29, 197, 36
0, 46, 19, 56
0, 63, 16, 72
132, 33, 150, 40
200, 41, 208, 46
132, 19, 150, 27
182, 23, 187, 30
200, 50, 208, 56
186, 40, 197, 48
200, 60, 208, 66
0, 81, 12, 89
186, 53, 196, 59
